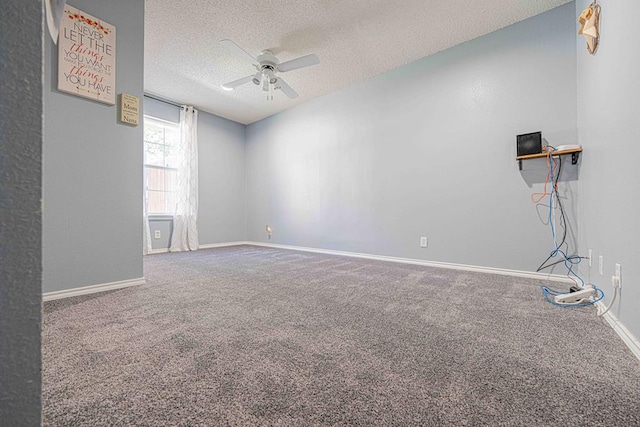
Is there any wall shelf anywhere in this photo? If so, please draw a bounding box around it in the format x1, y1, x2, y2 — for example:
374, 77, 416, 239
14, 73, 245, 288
516, 148, 582, 170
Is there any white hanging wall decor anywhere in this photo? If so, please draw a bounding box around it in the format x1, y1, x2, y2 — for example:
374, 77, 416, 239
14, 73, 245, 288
58, 5, 116, 104
578, 1, 601, 55
45, 0, 67, 44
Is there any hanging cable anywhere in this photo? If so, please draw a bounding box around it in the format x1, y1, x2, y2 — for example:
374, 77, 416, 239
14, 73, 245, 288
532, 146, 603, 306
530, 149, 558, 204
535, 156, 585, 273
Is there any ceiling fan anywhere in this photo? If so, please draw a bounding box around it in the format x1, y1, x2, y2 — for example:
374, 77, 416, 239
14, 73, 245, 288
220, 39, 320, 100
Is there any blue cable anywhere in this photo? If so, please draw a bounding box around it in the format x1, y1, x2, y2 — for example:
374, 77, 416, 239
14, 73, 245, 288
539, 148, 600, 306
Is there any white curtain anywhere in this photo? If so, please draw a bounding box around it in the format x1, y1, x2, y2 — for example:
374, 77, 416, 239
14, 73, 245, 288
170, 105, 199, 252
143, 162, 152, 255
143, 203, 152, 255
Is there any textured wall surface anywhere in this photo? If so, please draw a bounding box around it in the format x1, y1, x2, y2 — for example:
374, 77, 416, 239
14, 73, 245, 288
0, 1, 43, 424
246, 4, 578, 272
144, 97, 246, 250
576, 0, 640, 339
43, 0, 145, 293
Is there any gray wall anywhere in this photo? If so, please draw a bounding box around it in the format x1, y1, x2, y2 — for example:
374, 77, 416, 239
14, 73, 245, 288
43, 0, 145, 292
246, 4, 578, 272
576, 0, 640, 338
198, 108, 246, 244
0, 1, 42, 424
144, 97, 246, 250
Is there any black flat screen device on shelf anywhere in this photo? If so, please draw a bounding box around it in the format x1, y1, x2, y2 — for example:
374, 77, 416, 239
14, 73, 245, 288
516, 131, 542, 156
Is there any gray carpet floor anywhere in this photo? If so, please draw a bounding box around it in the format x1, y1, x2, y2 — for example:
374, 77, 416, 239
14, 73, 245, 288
43, 245, 640, 426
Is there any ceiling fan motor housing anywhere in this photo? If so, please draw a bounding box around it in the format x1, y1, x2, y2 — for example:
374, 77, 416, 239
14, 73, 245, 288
252, 51, 279, 85
252, 50, 279, 85
257, 50, 278, 68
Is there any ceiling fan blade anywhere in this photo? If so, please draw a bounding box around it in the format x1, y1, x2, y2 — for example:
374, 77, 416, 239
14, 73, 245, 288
221, 75, 254, 90
274, 77, 298, 99
277, 54, 319, 73
220, 39, 259, 66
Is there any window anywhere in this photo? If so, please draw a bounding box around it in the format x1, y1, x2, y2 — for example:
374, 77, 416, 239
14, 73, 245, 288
144, 116, 179, 215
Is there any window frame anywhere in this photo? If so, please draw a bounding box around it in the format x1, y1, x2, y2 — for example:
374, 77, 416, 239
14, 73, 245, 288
143, 115, 179, 216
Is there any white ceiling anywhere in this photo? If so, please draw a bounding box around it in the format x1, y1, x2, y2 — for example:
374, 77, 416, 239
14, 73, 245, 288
145, 0, 572, 125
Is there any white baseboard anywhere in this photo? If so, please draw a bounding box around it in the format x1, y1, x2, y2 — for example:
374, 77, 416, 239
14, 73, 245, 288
146, 241, 249, 255
43, 277, 146, 302
199, 241, 249, 250
246, 241, 574, 283
594, 301, 640, 362
149, 248, 169, 254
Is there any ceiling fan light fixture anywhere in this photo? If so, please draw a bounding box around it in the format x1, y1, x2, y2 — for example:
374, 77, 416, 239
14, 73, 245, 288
252, 72, 262, 85
265, 69, 277, 84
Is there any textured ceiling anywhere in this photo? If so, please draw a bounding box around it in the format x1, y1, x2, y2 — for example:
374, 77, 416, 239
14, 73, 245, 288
145, 0, 572, 124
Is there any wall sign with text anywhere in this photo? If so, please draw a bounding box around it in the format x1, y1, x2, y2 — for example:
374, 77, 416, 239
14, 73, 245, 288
119, 93, 140, 126
58, 5, 116, 105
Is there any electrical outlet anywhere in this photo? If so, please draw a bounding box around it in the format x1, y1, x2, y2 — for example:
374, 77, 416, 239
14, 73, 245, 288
154, 230, 161, 239
588, 249, 592, 267
598, 255, 604, 275
612, 276, 621, 289
615, 263, 622, 287
420, 237, 428, 248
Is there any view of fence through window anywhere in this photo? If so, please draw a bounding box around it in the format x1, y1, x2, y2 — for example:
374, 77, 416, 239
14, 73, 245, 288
144, 117, 179, 214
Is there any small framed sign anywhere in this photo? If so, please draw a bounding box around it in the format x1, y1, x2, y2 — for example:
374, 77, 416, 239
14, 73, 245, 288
119, 93, 140, 126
